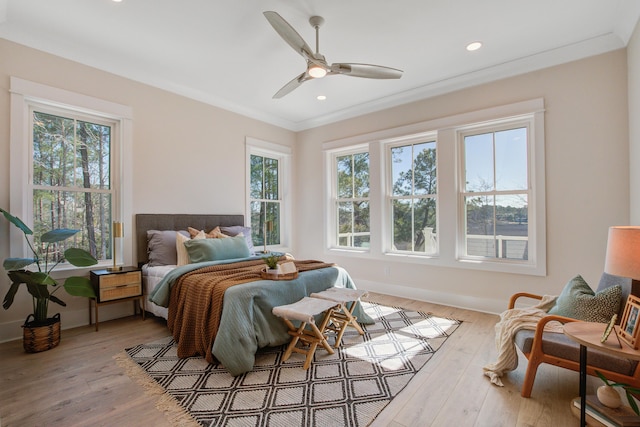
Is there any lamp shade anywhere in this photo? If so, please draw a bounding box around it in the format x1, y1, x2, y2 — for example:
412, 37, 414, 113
604, 226, 640, 280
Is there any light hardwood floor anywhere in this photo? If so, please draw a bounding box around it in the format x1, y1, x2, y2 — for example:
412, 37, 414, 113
0, 292, 601, 427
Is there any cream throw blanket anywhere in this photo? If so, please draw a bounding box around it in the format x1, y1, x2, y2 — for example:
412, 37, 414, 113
483, 295, 562, 386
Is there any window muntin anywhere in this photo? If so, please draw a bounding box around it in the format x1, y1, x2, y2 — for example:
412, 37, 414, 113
250, 154, 281, 248
336, 152, 370, 248
30, 107, 116, 264
461, 125, 529, 261
389, 140, 437, 254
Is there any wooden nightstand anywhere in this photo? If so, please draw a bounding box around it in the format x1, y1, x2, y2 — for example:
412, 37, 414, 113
89, 266, 145, 331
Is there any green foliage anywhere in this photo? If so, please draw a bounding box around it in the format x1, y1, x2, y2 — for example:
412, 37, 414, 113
596, 371, 640, 415
264, 254, 280, 270
1, 208, 98, 323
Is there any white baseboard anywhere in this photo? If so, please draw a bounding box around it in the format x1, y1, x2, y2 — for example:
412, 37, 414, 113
0, 301, 140, 343
357, 279, 505, 315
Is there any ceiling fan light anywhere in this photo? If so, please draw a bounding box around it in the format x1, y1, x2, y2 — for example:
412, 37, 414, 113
309, 66, 327, 78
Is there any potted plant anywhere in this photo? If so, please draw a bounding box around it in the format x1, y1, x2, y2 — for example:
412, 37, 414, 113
1, 208, 98, 352
264, 254, 281, 275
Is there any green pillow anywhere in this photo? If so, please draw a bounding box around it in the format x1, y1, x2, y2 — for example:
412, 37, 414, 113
184, 235, 251, 263
547, 275, 621, 323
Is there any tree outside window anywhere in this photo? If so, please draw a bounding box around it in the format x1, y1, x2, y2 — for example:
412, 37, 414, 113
250, 154, 281, 249
390, 140, 437, 254
336, 152, 370, 248
31, 110, 115, 264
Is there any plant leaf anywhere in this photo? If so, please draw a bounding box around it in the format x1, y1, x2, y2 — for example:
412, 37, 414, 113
3, 258, 37, 270
26, 281, 51, 300
63, 276, 96, 298
0, 208, 33, 235
627, 390, 640, 415
41, 229, 79, 243
64, 248, 98, 267
7, 270, 56, 286
49, 294, 67, 307
595, 370, 610, 385
2, 281, 22, 309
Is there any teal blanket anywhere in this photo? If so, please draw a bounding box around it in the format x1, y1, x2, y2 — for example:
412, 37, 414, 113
149, 256, 373, 376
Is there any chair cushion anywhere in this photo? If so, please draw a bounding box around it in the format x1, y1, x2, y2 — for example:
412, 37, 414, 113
547, 275, 621, 323
514, 329, 638, 376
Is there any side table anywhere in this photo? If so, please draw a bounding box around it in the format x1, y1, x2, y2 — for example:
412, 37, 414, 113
563, 321, 640, 427
89, 266, 145, 331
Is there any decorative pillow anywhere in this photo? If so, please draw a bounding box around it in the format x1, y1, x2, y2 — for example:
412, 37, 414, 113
147, 230, 189, 266
184, 234, 251, 263
220, 225, 255, 254
176, 231, 206, 266
188, 226, 227, 239
547, 275, 622, 323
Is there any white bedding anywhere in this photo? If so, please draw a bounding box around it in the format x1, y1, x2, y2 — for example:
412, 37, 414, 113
142, 264, 175, 319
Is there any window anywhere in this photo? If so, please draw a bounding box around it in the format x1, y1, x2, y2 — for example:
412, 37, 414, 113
9, 77, 133, 267
323, 98, 545, 275
389, 139, 437, 254
335, 150, 370, 249
460, 124, 529, 261
246, 138, 291, 252
30, 108, 116, 263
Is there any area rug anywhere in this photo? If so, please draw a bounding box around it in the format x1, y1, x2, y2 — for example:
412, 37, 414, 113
116, 302, 460, 427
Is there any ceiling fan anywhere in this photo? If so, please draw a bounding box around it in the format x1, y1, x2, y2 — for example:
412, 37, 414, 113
263, 11, 404, 99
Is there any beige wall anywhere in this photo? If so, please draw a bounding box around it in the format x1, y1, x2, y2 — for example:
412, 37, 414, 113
295, 50, 630, 313
0, 36, 634, 341
0, 38, 296, 341
630, 20, 640, 223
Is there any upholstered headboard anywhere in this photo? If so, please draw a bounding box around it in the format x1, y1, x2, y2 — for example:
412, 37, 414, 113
135, 213, 245, 267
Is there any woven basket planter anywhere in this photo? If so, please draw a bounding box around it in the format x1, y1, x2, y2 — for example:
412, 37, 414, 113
22, 313, 61, 353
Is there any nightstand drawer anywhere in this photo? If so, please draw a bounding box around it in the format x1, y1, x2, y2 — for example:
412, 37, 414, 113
99, 271, 140, 288
91, 269, 142, 302
99, 282, 142, 302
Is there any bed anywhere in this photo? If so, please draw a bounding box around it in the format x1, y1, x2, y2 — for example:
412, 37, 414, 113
136, 213, 372, 376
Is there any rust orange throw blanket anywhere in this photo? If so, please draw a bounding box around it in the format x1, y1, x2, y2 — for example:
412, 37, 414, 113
167, 258, 334, 363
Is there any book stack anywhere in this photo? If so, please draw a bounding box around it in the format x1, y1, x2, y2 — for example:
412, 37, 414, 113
571, 396, 640, 427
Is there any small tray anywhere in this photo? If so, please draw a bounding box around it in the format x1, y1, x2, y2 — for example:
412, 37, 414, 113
260, 268, 298, 281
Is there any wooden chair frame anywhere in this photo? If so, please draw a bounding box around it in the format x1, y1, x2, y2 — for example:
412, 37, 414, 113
509, 292, 640, 398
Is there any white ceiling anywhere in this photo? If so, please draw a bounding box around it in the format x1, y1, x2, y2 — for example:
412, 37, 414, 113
1, 0, 639, 131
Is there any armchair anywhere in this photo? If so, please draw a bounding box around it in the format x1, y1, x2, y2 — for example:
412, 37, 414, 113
512, 272, 640, 398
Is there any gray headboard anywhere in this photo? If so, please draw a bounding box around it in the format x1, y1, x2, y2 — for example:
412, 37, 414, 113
135, 213, 245, 267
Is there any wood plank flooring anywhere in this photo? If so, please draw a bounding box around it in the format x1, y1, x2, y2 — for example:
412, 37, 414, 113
0, 292, 601, 426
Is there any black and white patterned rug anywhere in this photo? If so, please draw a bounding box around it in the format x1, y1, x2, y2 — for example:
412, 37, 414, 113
122, 302, 460, 427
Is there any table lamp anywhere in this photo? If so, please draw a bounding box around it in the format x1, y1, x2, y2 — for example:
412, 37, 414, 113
108, 221, 123, 271
604, 226, 640, 295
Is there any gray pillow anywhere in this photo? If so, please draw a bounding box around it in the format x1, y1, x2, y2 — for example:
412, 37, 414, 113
547, 275, 621, 323
220, 225, 255, 255
147, 230, 188, 266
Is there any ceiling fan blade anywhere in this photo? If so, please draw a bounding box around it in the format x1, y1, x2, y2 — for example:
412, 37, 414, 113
330, 63, 403, 79
264, 11, 316, 62
273, 72, 310, 99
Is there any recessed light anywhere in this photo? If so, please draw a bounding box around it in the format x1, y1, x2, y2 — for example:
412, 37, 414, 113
466, 41, 482, 51
317, 95, 326, 101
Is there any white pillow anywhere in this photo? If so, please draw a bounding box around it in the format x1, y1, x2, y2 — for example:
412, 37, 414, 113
176, 230, 205, 266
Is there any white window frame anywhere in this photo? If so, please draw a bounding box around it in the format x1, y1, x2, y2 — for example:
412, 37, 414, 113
9, 77, 133, 270
327, 144, 371, 252
245, 137, 292, 253
457, 119, 533, 265
322, 98, 546, 276
385, 133, 438, 255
